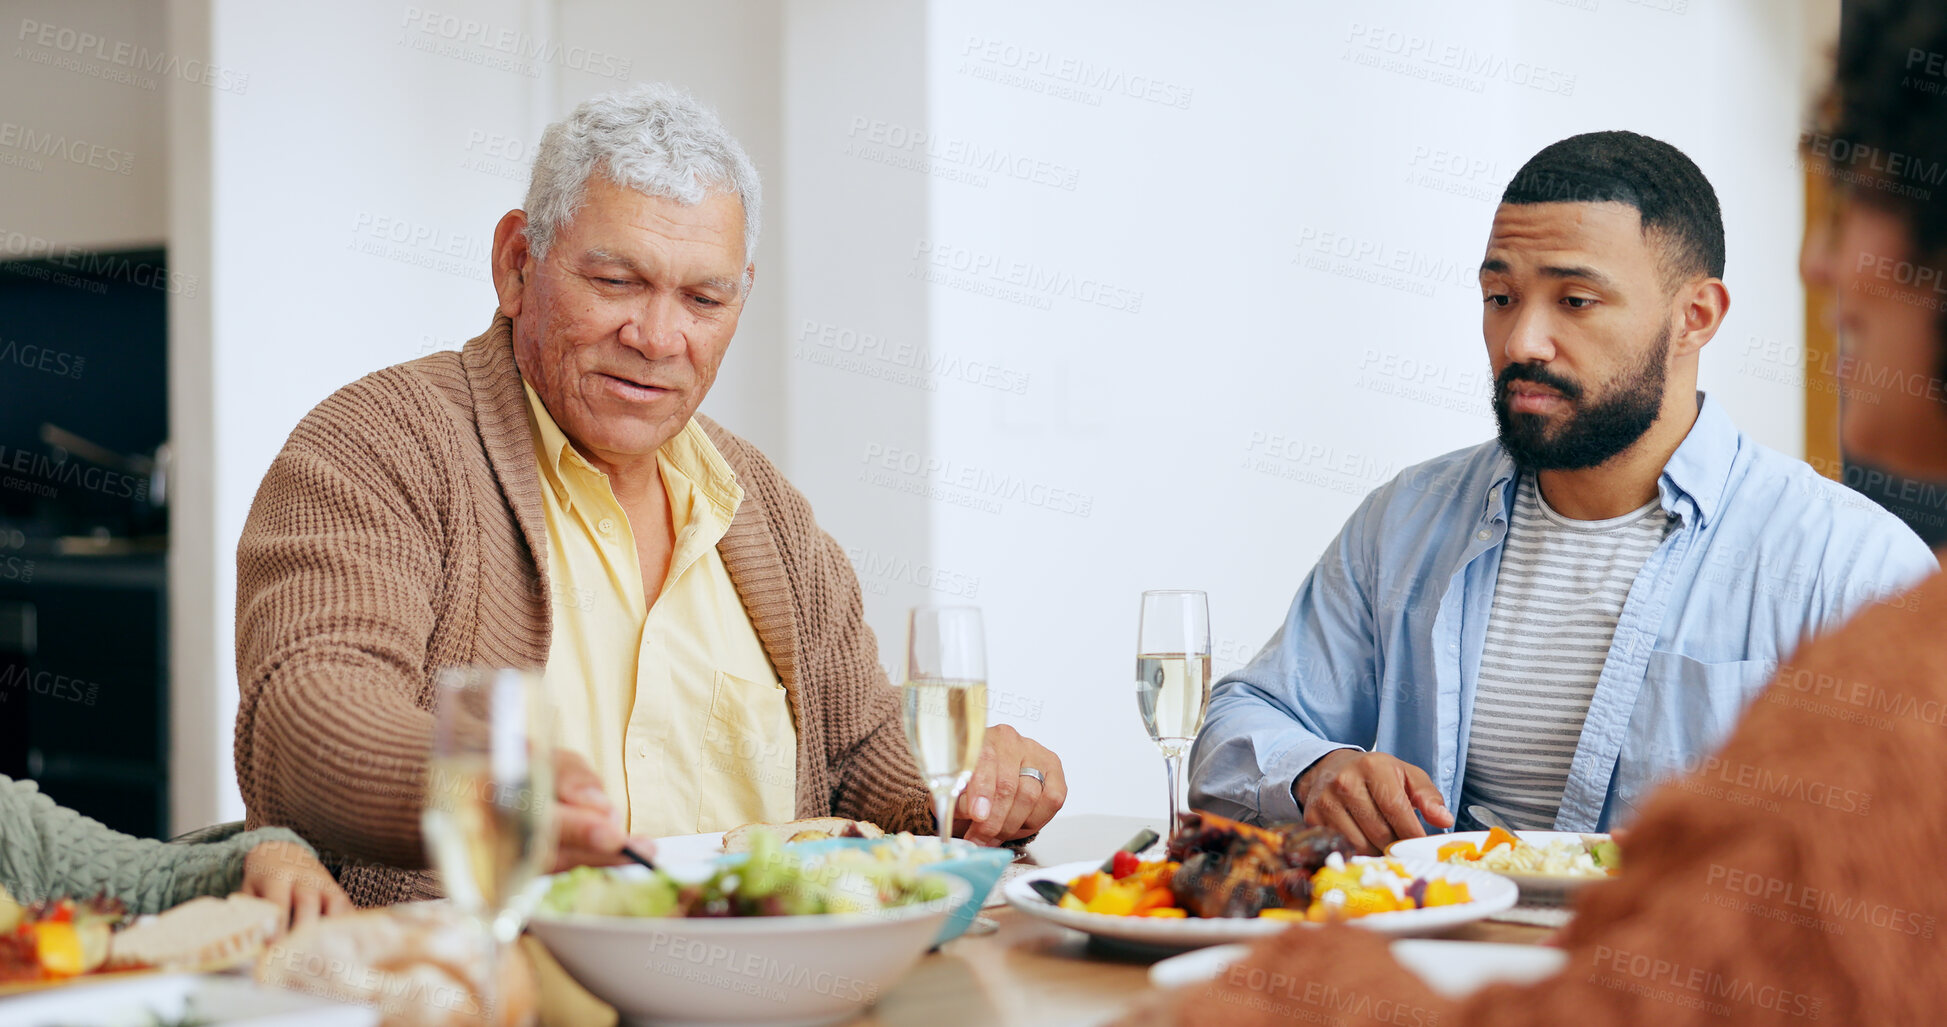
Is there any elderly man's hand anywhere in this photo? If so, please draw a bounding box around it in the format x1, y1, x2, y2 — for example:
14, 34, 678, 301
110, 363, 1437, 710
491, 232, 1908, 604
954, 724, 1066, 846
550, 749, 656, 871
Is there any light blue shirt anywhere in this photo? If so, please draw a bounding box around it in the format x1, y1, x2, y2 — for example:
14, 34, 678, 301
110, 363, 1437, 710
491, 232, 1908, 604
1188, 395, 1938, 832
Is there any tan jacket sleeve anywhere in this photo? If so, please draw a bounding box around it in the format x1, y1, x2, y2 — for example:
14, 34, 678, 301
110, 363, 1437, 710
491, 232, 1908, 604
806, 528, 935, 835
233, 375, 455, 868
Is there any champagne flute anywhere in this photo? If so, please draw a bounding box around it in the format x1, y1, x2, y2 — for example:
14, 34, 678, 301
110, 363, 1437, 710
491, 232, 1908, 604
423, 667, 556, 1020
1136, 590, 1212, 839
900, 606, 988, 844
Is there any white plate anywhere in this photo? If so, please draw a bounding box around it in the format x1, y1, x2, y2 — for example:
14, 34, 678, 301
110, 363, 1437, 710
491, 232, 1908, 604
1148, 939, 1566, 998
648, 830, 729, 868
0, 972, 378, 1027
1387, 831, 1615, 904
1003, 858, 1517, 949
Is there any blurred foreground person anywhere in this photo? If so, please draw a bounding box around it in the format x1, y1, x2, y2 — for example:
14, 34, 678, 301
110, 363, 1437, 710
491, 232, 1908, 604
1128, 2, 1947, 1023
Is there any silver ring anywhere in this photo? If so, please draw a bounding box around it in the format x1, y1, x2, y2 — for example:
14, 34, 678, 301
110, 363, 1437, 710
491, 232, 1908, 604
1018, 767, 1046, 784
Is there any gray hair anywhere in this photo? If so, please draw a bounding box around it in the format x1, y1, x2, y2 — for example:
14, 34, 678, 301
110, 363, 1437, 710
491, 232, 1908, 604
523, 83, 761, 282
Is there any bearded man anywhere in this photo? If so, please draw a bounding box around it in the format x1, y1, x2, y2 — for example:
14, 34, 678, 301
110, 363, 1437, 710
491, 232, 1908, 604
1188, 131, 1936, 852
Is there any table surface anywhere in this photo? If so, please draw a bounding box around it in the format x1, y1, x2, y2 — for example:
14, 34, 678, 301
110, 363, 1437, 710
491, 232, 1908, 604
846, 814, 1553, 1027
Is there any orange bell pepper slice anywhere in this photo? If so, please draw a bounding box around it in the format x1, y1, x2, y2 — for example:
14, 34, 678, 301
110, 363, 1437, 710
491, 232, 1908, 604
1133, 887, 1175, 913
1136, 907, 1187, 918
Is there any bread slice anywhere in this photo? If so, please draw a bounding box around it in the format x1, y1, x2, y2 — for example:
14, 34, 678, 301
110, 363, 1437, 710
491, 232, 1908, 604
721, 817, 885, 853
255, 904, 535, 1027
105, 894, 284, 971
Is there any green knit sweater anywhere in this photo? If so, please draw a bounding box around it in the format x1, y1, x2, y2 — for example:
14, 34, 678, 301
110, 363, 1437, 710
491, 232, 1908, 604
0, 775, 310, 915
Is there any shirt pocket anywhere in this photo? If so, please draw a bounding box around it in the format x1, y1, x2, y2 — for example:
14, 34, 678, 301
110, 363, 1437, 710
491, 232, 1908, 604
701, 669, 798, 829
1618, 651, 1777, 809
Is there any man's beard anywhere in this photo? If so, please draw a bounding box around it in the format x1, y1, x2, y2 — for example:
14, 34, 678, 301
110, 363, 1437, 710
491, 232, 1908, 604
1493, 326, 1670, 471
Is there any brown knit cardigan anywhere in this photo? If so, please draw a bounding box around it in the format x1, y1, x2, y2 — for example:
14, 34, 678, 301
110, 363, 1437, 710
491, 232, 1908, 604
233, 313, 932, 907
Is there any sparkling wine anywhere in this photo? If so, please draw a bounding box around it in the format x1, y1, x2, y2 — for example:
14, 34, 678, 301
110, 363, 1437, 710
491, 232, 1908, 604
901, 680, 988, 790
1136, 652, 1213, 758
422, 756, 549, 922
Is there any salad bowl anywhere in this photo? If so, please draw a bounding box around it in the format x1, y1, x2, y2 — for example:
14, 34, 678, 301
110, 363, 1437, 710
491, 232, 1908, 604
527, 863, 967, 1026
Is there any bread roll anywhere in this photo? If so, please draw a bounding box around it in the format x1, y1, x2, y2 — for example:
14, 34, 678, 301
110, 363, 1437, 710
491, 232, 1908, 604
721, 817, 884, 853
105, 894, 284, 971
255, 903, 536, 1027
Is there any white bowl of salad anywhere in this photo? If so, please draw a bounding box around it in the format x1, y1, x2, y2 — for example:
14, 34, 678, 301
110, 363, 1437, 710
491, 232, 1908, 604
527, 830, 967, 1025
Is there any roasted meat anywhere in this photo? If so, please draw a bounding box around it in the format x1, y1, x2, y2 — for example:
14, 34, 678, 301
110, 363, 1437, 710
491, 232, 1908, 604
1167, 811, 1354, 918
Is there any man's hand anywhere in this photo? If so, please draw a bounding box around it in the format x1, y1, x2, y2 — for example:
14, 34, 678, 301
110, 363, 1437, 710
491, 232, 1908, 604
955, 724, 1066, 846
550, 750, 655, 872
1293, 749, 1454, 855
240, 840, 352, 933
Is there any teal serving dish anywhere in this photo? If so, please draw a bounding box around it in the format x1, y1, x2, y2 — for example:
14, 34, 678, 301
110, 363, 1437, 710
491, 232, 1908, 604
788, 837, 1017, 946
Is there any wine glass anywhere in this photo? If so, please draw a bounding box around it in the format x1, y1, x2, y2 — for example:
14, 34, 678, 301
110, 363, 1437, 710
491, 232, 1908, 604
900, 606, 989, 843
423, 667, 556, 1019
1136, 590, 1212, 839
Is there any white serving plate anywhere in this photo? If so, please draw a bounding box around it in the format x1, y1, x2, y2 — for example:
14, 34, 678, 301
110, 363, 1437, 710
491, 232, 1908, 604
647, 831, 729, 868
1387, 831, 1616, 904
1003, 858, 1517, 949
1148, 938, 1566, 997
528, 867, 968, 1026
0, 972, 378, 1027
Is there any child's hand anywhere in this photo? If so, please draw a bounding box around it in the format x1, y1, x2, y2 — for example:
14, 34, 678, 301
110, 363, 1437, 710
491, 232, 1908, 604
240, 840, 353, 933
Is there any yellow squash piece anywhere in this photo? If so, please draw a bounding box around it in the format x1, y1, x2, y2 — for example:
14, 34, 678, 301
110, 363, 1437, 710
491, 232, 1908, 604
1086, 885, 1140, 917
1436, 840, 1480, 862
33, 921, 84, 978
1482, 826, 1519, 854
1256, 908, 1308, 922
1421, 879, 1473, 907
1338, 888, 1402, 918
0, 885, 20, 934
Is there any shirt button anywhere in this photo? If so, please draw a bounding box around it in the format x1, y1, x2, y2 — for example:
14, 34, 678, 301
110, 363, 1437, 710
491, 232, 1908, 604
598, 518, 616, 535
1476, 529, 1491, 541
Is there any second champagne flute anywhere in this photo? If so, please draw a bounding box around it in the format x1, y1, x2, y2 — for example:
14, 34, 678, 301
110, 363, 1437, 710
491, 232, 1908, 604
423, 666, 556, 1021
1136, 590, 1212, 839
900, 606, 988, 843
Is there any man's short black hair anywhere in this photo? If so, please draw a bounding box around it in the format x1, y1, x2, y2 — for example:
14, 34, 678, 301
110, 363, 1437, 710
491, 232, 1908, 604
1500, 130, 1726, 284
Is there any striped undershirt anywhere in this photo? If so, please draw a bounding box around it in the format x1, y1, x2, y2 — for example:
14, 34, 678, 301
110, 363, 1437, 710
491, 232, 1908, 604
1459, 472, 1673, 830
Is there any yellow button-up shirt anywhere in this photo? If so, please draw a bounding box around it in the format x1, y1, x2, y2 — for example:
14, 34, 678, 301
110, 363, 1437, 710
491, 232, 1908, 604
522, 383, 796, 835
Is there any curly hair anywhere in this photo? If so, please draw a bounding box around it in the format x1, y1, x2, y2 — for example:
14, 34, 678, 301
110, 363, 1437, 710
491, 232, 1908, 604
1825, 0, 1947, 397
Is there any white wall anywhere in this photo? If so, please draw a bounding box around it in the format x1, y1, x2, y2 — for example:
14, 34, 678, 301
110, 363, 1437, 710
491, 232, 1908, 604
0, 0, 166, 252
157, 0, 1832, 828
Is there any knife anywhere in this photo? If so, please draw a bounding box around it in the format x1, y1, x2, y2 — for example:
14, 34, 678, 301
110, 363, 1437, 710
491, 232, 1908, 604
1466, 804, 1517, 833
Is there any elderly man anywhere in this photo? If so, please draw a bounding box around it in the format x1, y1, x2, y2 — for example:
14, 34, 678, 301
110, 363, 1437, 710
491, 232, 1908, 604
233, 84, 1065, 906
1189, 131, 1935, 853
